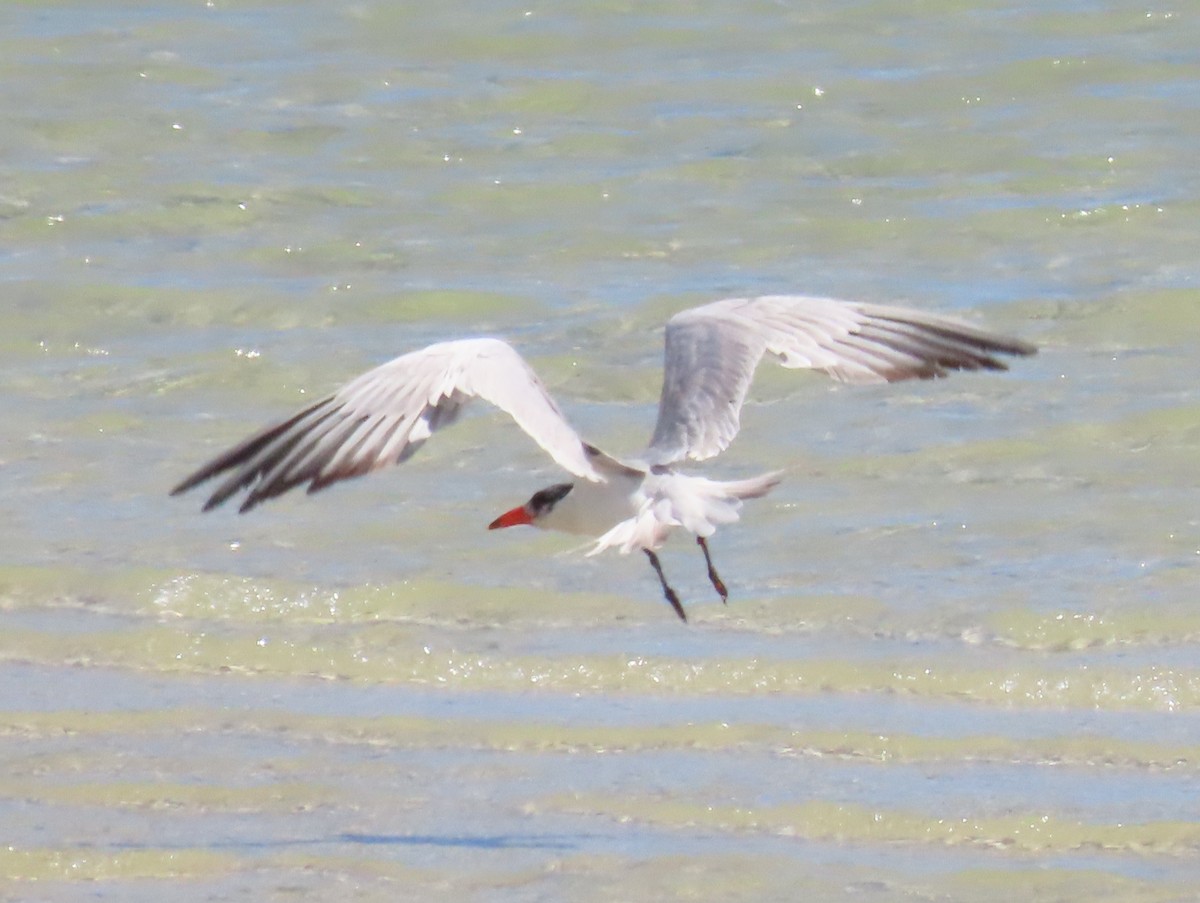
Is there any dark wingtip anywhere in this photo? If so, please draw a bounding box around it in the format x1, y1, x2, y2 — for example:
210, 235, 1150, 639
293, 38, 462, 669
169, 471, 206, 498
981, 335, 1038, 360
168, 397, 339, 512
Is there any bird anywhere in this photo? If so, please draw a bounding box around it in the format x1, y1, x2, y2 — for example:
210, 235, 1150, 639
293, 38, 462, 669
171, 294, 1036, 622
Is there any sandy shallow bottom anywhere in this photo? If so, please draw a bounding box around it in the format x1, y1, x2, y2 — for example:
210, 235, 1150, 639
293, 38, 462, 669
4, 0, 1200, 899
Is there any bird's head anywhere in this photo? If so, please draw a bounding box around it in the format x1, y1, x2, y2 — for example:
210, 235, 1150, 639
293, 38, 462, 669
488, 482, 574, 530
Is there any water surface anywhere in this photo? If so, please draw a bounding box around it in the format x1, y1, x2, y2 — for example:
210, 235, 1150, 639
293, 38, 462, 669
2, 1, 1199, 900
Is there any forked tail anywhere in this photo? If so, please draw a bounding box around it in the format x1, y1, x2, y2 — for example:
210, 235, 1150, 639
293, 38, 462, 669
714, 469, 785, 501
588, 469, 784, 556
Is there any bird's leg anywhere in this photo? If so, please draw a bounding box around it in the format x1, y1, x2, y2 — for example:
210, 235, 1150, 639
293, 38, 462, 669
644, 549, 687, 623
696, 536, 728, 603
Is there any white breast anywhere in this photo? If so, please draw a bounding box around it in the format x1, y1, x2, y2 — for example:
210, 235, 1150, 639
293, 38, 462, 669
536, 470, 646, 537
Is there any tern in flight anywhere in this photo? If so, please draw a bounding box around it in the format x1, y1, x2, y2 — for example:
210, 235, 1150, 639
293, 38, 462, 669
172, 295, 1035, 621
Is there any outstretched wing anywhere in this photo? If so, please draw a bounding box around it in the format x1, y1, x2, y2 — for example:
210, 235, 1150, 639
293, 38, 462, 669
645, 295, 1036, 466
172, 337, 604, 512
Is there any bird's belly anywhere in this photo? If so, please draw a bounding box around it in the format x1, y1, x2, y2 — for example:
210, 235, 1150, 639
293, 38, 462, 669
547, 477, 642, 537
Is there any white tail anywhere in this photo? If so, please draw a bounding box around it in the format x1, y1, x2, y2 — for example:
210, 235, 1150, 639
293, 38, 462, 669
712, 470, 785, 501
588, 470, 784, 556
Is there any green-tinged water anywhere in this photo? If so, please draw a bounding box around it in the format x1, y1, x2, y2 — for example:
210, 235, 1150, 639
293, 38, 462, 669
3, 1, 1200, 900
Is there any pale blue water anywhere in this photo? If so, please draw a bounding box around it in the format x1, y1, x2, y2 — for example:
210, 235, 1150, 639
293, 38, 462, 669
3, 1, 1200, 900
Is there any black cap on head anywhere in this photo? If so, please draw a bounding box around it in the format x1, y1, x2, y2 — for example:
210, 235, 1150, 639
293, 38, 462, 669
528, 483, 573, 515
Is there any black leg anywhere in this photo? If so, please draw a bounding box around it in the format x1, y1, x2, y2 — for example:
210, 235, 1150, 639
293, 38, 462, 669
644, 549, 687, 623
696, 536, 728, 603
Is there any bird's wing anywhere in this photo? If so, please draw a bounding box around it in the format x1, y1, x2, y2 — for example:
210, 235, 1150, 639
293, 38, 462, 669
171, 337, 604, 513
644, 295, 1036, 466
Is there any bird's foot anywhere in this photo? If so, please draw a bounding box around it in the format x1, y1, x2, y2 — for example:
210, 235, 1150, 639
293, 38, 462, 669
696, 536, 728, 604
644, 549, 688, 623
663, 586, 687, 623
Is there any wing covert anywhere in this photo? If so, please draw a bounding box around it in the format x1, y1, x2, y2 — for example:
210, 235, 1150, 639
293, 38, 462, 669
171, 337, 603, 512
645, 295, 1035, 466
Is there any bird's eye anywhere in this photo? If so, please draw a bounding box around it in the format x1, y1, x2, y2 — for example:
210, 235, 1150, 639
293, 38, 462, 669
530, 483, 573, 511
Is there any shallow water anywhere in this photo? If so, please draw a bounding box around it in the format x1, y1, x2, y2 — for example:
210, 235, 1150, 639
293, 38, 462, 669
3, 1, 1200, 900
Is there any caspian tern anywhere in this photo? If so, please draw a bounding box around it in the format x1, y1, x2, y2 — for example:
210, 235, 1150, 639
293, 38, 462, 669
172, 295, 1035, 621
